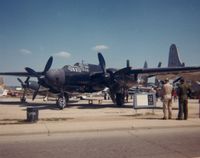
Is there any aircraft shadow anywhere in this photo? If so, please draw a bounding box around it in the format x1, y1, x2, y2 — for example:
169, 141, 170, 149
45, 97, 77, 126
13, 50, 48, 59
67, 103, 133, 109
0, 101, 23, 105
0, 119, 31, 125
22, 102, 59, 110
0, 99, 133, 110
0, 100, 59, 110
26, 102, 133, 110
0, 118, 75, 125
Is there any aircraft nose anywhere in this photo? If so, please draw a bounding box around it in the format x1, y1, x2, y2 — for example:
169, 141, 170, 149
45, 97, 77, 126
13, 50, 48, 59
45, 69, 65, 86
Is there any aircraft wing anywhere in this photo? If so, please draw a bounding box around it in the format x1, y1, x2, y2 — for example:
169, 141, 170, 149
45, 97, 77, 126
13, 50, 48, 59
0, 71, 43, 77
130, 66, 200, 77
156, 71, 200, 81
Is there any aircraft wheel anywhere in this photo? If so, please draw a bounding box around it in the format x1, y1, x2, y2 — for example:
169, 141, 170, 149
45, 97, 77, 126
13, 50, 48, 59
20, 97, 26, 103
57, 96, 66, 110
64, 93, 69, 102
116, 93, 124, 106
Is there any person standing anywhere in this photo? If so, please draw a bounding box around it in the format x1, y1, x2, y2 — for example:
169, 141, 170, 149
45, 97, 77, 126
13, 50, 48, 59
176, 78, 191, 120
172, 88, 177, 102
161, 78, 173, 119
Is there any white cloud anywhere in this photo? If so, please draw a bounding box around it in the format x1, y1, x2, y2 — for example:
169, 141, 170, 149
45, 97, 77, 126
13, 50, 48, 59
92, 45, 109, 51
19, 49, 32, 55
54, 51, 71, 58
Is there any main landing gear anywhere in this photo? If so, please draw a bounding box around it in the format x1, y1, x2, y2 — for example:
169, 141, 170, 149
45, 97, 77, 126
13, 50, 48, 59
56, 93, 69, 110
20, 97, 26, 103
115, 93, 125, 106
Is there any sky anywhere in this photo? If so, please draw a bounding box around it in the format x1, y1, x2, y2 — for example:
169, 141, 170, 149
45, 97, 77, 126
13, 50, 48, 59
0, 0, 200, 85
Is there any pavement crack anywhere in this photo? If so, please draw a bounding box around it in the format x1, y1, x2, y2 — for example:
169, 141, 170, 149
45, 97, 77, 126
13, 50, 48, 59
42, 122, 50, 136
127, 130, 190, 158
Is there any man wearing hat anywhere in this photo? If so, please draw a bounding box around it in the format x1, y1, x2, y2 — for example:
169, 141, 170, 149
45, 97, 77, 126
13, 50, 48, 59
161, 78, 173, 119
177, 78, 191, 120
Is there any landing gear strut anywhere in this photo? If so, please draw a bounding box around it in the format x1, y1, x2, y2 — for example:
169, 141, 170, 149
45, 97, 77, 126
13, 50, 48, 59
116, 93, 125, 106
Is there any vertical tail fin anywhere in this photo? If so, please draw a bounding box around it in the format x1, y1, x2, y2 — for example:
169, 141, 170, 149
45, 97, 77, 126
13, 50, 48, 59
157, 62, 162, 68
168, 44, 185, 67
143, 61, 148, 68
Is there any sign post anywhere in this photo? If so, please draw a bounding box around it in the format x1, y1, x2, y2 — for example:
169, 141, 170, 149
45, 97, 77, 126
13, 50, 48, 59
199, 97, 200, 119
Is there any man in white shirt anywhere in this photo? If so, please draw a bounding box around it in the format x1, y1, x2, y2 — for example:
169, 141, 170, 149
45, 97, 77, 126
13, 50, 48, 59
161, 78, 173, 119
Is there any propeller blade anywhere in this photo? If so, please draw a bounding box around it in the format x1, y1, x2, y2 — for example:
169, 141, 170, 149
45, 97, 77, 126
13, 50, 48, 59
25, 67, 40, 78
98, 53, 106, 74
17, 78, 23, 84
43, 56, 53, 74
25, 76, 30, 87
25, 76, 30, 83
32, 85, 40, 100
173, 76, 182, 84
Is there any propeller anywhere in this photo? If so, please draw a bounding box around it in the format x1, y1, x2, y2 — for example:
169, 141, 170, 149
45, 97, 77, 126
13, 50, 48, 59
17, 77, 30, 89
43, 56, 53, 75
98, 53, 106, 74
17, 77, 30, 101
97, 53, 130, 86
96, 53, 131, 104
17, 78, 24, 86
25, 56, 53, 78
25, 67, 40, 78
32, 86, 40, 100
25, 56, 53, 100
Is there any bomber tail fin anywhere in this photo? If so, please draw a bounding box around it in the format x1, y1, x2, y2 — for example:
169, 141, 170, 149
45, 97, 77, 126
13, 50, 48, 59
168, 44, 185, 67
143, 61, 148, 68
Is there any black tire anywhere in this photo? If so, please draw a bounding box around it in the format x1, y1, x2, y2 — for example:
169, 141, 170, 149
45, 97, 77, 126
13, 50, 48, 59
20, 97, 26, 103
57, 96, 66, 110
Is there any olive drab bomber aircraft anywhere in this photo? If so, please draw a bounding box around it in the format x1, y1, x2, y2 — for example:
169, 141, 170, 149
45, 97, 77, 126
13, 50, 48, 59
0, 52, 200, 109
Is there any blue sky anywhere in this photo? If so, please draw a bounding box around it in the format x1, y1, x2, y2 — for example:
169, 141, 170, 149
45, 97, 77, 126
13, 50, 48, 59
0, 0, 200, 85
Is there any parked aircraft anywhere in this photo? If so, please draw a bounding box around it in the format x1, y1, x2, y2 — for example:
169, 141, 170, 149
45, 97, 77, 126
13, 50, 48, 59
157, 44, 200, 81
156, 44, 200, 99
0, 87, 8, 96
0, 52, 200, 109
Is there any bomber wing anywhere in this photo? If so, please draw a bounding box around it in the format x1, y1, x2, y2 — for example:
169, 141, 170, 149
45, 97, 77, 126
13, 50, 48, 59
155, 71, 200, 81
130, 66, 200, 79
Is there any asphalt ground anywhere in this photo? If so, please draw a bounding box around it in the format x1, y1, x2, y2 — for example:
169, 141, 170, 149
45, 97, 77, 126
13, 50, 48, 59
0, 97, 200, 136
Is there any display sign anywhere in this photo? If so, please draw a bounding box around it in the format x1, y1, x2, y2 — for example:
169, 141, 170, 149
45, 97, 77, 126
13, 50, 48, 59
133, 93, 156, 109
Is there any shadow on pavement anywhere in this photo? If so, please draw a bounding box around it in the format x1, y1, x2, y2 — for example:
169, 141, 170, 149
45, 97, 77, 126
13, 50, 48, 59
0, 99, 135, 110
0, 117, 74, 125
0, 101, 23, 105
72, 103, 133, 109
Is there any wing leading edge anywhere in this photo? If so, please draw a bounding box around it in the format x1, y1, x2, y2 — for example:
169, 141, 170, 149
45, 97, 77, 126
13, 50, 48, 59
130, 66, 200, 77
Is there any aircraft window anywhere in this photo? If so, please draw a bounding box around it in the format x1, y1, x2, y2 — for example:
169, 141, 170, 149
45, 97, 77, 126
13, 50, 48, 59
74, 63, 80, 66
62, 65, 68, 69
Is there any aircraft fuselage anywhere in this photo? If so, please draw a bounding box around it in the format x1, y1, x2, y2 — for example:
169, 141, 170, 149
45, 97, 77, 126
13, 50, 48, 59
44, 63, 136, 94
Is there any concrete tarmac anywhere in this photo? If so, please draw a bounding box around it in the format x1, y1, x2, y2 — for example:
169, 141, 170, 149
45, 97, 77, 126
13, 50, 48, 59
1, 128, 200, 158
0, 97, 200, 136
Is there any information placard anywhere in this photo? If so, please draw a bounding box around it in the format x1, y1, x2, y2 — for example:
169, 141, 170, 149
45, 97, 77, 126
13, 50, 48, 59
133, 93, 156, 109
